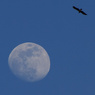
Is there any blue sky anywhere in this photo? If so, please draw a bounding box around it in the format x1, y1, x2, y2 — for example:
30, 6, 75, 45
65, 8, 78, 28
0, 0, 95, 95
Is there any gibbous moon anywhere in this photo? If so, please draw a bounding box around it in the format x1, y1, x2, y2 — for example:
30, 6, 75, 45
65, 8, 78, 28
8, 42, 50, 82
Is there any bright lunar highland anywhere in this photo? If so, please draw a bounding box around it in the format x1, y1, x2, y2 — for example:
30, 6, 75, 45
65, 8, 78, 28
8, 42, 50, 82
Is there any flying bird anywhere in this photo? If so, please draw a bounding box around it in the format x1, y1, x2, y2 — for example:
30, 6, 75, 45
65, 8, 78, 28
73, 6, 87, 15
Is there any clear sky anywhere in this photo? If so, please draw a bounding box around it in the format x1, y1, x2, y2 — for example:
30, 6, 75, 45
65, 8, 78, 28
0, 0, 95, 95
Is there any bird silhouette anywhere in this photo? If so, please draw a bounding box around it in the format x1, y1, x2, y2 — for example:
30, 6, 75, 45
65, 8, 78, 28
73, 6, 87, 15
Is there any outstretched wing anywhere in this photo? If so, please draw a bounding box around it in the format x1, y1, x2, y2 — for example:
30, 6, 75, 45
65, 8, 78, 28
73, 6, 79, 11
81, 11, 87, 15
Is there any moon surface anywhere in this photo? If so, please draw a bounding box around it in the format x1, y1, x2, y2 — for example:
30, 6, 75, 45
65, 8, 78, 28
8, 42, 50, 82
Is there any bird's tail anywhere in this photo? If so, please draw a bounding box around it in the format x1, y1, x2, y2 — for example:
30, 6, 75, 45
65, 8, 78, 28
79, 9, 82, 13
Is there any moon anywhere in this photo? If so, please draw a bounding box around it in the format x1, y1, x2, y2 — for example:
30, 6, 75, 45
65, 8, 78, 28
8, 42, 50, 82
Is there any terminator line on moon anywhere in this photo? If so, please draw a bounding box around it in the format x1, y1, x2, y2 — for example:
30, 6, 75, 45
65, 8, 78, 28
8, 42, 50, 82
